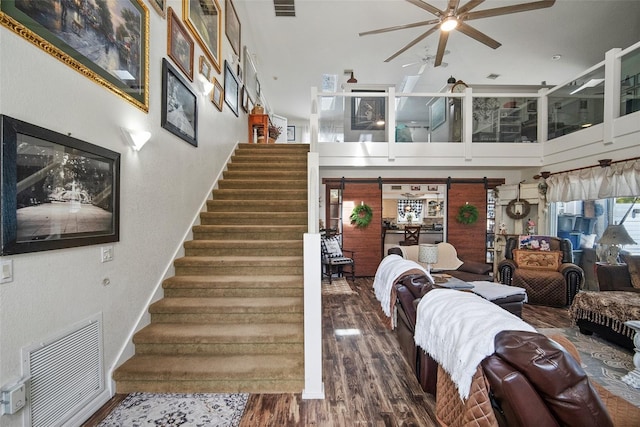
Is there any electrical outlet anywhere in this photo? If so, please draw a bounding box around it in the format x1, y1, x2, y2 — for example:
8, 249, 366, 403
1, 260, 13, 284
101, 246, 113, 263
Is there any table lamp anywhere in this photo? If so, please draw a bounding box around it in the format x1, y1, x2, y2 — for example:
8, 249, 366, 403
598, 224, 637, 264
418, 244, 438, 274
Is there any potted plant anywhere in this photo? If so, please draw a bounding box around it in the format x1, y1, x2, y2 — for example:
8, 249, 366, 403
268, 124, 282, 143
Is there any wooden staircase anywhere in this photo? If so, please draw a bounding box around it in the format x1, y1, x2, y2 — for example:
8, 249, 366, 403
113, 143, 309, 393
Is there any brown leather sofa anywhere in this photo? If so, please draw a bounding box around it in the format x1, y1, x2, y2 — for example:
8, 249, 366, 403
394, 277, 614, 426
387, 246, 493, 282
483, 331, 612, 427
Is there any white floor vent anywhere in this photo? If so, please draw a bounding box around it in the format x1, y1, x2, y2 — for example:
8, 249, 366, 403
23, 315, 104, 427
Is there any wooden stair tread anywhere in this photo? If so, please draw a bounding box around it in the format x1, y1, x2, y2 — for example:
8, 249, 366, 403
114, 354, 303, 380
164, 275, 302, 286
150, 297, 303, 313
134, 323, 303, 343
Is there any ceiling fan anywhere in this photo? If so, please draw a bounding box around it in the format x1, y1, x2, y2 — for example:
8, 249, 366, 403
360, 0, 556, 67
402, 49, 450, 73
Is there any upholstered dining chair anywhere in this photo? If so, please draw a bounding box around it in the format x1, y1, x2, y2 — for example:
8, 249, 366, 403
321, 235, 355, 284
399, 225, 421, 246
498, 236, 583, 307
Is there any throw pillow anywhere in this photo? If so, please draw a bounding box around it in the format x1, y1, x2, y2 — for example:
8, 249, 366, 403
580, 233, 597, 249
518, 235, 552, 251
321, 237, 343, 258
513, 249, 562, 271
620, 253, 640, 289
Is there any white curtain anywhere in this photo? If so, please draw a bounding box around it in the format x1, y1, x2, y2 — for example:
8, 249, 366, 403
546, 159, 640, 202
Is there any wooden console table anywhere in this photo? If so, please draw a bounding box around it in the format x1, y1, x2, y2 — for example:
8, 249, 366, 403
248, 113, 269, 143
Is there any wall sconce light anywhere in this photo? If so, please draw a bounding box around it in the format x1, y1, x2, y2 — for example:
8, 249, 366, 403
120, 127, 151, 151
197, 74, 214, 96
347, 71, 358, 83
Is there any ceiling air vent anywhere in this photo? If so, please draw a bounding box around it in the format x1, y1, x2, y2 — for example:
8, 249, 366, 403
274, 0, 295, 17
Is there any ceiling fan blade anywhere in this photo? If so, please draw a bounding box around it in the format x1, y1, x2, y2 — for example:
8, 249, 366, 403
359, 19, 439, 36
434, 31, 450, 67
457, 21, 501, 49
456, 0, 485, 15
405, 0, 445, 17
418, 63, 427, 75
446, 0, 460, 13
385, 25, 440, 63
462, 0, 555, 21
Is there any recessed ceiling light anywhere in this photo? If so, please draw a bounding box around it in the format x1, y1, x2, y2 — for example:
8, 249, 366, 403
551, 54, 562, 61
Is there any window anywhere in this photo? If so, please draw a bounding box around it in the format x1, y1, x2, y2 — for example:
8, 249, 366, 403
553, 197, 640, 255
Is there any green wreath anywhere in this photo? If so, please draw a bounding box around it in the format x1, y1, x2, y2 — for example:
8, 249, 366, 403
456, 204, 479, 225
350, 203, 373, 228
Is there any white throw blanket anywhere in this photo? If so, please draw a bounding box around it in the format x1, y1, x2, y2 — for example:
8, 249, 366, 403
373, 255, 430, 318
414, 289, 536, 400
469, 281, 528, 303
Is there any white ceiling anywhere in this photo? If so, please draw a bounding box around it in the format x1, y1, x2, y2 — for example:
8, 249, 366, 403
235, 0, 640, 122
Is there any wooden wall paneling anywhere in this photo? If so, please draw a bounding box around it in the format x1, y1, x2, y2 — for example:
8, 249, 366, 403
342, 183, 382, 277
447, 183, 487, 264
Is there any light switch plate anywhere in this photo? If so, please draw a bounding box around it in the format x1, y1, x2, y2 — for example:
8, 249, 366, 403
101, 246, 113, 263
1, 260, 13, 284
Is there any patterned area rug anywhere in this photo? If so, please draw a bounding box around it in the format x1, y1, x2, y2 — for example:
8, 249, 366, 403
539, 327, 640, 407
98, 392, 248, 426
322, 277, 356, 295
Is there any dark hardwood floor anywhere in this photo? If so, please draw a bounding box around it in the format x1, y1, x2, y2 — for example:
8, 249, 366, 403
83, 277, 574, 427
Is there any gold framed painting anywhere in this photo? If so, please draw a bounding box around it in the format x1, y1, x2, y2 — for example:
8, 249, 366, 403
183, 0, 222, 74
0, 0, 150, 112
211, 77, 224, 111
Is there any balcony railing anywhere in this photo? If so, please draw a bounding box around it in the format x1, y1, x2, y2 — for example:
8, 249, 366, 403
309, 42, 640, 152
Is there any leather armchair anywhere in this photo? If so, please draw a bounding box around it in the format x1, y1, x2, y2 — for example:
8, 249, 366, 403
498, 236, 583, 306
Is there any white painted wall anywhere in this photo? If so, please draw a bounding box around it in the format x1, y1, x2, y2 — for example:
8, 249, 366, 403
0, 1, 246, 424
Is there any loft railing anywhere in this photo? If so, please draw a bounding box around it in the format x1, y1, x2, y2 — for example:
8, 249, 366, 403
309, 43, 640, 154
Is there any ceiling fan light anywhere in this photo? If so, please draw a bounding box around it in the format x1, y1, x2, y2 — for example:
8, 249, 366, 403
440, 17, 458, 32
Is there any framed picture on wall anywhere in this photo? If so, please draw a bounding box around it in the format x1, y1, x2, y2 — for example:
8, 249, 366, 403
167, 7, 194, 81
183, 0, 222, 73
287, 125, 295, 141
149, 0, 166, 17
351, 90, 386, 130
1, 115, 120, 255
211, 77, 224, 111
199, 56, 212, 81
225, 0, 241, 56
0, 0, 149, 112
241, 86, 249, 112
224, 60, 240, 117
161, 59, 198, 146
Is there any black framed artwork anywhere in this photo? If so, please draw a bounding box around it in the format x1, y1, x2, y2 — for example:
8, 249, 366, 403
351, 90, 386, 130
224, 60, 240, 117
161, 58, 198, 146
1, 115, 120, 255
